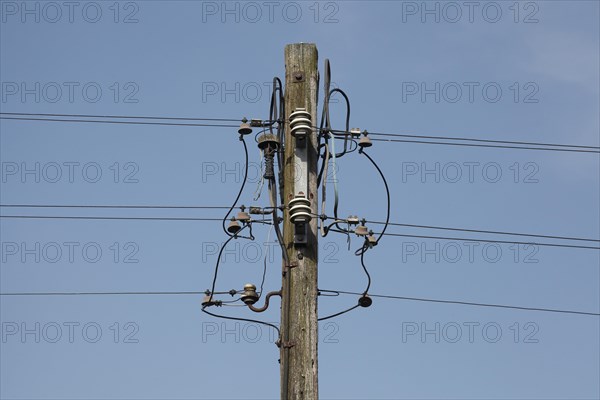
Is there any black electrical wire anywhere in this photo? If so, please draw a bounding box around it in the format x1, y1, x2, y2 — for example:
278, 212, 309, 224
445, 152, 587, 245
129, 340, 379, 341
0, 215, 224, 221
278, 80, 286, 206
9, 117, 594, 154
380, 231, 600, 250
326, 290, 600, 317
4, 205, 594, 244
360, 243, 372, 295
206, 289, 244, 296
4, 112, 597, 152
317, 59, 332, 187
219, 298, 243, 305
202, 88, 280, 305
268, 76, 285, 205
315, 214, 600, 245
0, 291, 207, 296
317, 91, 353, 186
267, 163, 288, 266
319, 59, 332, 141
369, 137, 600, 154
327, 88, 352, 158
269, 78, 280, 136
320, 115, 349, 228
318, 241, 372, 322
336, 135, 359, 154
244, 221, 256, 241
317, 86, 355, 237
5, 289, 595, 317
202, 131, 287, 340
208, 225, 250, 304
314, 62, 356, 240
366, 130, 600, 150
222, 136, 250, 237
0, 112, 243, 122
317, 141, 329, 196
0, 204, 230, 210
325, 224, 600, 250
264, 84, 290, 400
318, 304, 360, 321
254, 127, 270, 143
319, 134, 359, 166
0, 116, 239, 129
359, 148, 390, 244
330, 128, 600, 152
318, 62, 353, 157
366, 221, 600, 243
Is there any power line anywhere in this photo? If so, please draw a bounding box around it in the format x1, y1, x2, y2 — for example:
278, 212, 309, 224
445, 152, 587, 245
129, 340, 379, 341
3, 205, 596, 243
330, 128, 599, 151
0, 204, 230, 210
0, 112, 243, 122
363, 130, 600, 150
222, 136, 250, 237
323, 214, 599, 248
327, 290, 600, 317
3, 289, 597, 317
5, 113, 595, 151
3, 212, 596, 249
369, 137, 600, 154
0, 291, 206, 296
0, 116, 238, 128
378, 231, 600, 250
328, 227, 598, 250
3, 113, 598, 154
366, 220, 600, 243
0, 215, 224, 221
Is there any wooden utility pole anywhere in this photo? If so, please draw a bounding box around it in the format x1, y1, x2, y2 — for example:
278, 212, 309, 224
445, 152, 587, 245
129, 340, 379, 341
280, 43, 319, 400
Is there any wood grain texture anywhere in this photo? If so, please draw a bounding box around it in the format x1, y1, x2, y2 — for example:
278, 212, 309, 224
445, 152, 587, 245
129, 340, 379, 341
281, 43, 319, 400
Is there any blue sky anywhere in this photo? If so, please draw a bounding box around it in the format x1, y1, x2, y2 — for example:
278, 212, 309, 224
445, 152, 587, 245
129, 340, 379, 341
1, 1, 599, 399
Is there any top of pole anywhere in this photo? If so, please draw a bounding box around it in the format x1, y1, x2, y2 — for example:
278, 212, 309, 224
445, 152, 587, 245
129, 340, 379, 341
285, 43, 318, 58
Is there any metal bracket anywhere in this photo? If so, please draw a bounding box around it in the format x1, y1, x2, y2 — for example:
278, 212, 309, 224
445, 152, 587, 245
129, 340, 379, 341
286, 261, 299, 269
292, 72, 304, 82
294, 221, 307, 246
